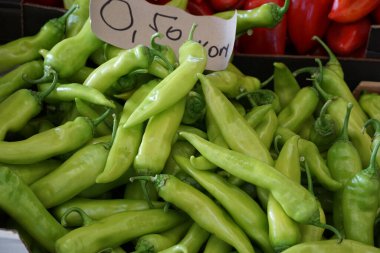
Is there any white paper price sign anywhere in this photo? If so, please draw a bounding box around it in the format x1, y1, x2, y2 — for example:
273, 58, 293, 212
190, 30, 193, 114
90, 0, 237, 71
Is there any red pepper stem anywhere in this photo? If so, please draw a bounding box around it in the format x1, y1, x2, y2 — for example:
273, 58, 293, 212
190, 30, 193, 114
336, 102, 353, 142
60, 207, 94, 227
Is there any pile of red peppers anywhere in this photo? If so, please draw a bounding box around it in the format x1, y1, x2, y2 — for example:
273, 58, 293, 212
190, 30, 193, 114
148, 0, 380, 57
27, 0, 380, 57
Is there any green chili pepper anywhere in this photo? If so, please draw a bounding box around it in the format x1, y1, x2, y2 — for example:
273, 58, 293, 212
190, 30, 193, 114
84, 41, 173, 94
133, 220, 192, 253
132, 174, 255, 253
37, 82, 115, 108
179, 131, 320, 225
55, 208, 186, 253
0, 79, 58, 141
74, 98, 113, 136
0, 60, 43, 102
312, 36, 344, 79
134, 98, 186, 177
255, 108, 278, 149
214, 0, 289, 35
273, 62, 301, 108
281, 239, 380, 253
0, 110, 110, 164
202, 70, 260, 98
123, 24, 207, 128
203, 234, 233, 253
157, 222, 210, 253
298, 138, 342, 191
0, 6, 76, 73
30, 17, 103, 85
52, 197, 165, 227
175, 155, 273, 253
245, 104, 273, 128
359, 92, 380, 121
0, 167, 68, 252
309, 99, 338, 152
267, 135, 301, 252
312, 66, 372, 167
277, 86, 319, 133
65, 0, 90, 37
327, 102, 362, 236
162, 140, 197, 176
96, 79, 159, 184
198, 72, 274, 166
0, 159, 61, 185
341, 132, 380, 245
189, 108, 229, 171
30, 140, 112, 208
294, 61, 367, 126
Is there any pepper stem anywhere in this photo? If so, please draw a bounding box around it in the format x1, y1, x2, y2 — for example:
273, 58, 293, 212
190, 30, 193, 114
312, 59, 336, 101
364, 137, 380, 176
149, 47, 175, 73
312, 222, 343, 243
92, 107, 113, 127
312, 36, 342, 78
278, 0, 290, 17
36, 68, 58, 102
188, 23, 198, 41
150, 32, 165, 51
58, 3, 79, 24
60, 207, 93, 227
314, 99, 335, 137
336, 102, 353, 142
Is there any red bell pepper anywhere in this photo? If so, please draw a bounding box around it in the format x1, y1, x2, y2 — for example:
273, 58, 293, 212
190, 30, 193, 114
328, 0, 380, 23
287, 0, 333, 54
187, 0, 215, 15
235, 0, 287, 55
207, 0, 240, 11
326, 17, 371, 56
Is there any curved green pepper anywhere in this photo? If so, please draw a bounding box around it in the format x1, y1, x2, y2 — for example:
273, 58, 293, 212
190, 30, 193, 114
55, 209, 186, 253
179, 131, 320, 225
0, 167, 68, 252
0, 60, 43, 102
123, 25, 207, 128
0, 6, 75, 73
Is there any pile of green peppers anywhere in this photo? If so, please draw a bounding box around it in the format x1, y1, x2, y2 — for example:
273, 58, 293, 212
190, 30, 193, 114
1, 0, 380, 253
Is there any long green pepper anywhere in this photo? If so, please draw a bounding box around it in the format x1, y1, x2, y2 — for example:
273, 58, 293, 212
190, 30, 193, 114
0, 6, 76, 73
179, 131, 320, 225
175, 155, 273, 253
123, 24, 207, 128
0, 167, 68, 252
132, 174, 255, 253
96, 79, 160, 184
